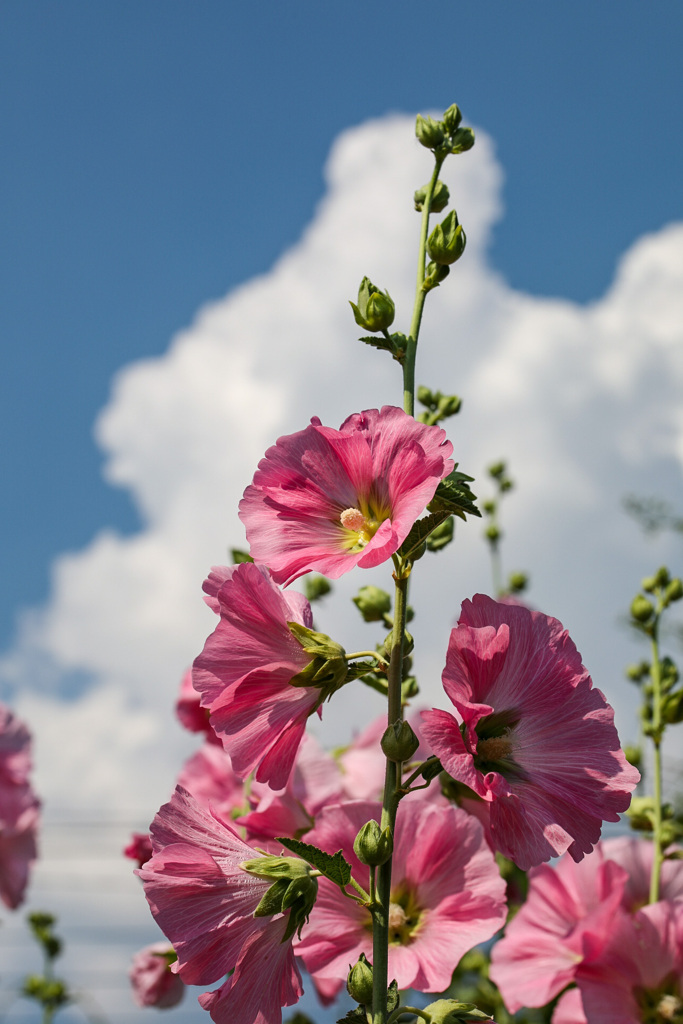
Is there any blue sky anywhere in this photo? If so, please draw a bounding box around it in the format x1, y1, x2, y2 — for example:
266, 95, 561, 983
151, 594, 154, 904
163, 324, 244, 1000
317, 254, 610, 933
2, 1, 683, 649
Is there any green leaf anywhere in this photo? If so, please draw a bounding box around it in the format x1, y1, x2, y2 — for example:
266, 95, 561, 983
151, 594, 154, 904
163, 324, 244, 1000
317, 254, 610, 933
399, 511, 452, 560
336, 1010, 367, 1024
427, 468, 480, 520
276, 837, 352, 887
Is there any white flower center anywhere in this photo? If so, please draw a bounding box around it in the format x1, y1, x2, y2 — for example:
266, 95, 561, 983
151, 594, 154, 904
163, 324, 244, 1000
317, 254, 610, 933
340, 507, 367, 532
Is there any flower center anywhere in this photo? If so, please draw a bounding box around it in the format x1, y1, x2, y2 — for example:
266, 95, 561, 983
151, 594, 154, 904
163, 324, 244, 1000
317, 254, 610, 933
387, 887, 423, 947
476, 735, 514, 762
635, 975, 683, 1023
472, 708, 525, 780
339, 506, 381, 549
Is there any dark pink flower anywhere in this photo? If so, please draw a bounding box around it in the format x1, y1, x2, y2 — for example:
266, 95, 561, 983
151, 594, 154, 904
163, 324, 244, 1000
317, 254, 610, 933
124, 831, 153, 869
295, 797, 506, 999
129, 943, 185, 1009
138, 786, 303, 1024
0, 704, 33, 787
0, 704, 40, 909
421, 595, 639, 869
239, 406, 454, 584
175, 669, 218, 740
192, 562, 332, 790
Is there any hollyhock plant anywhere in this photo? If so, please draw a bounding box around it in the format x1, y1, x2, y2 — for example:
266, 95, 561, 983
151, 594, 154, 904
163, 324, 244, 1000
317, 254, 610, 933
239, 406, 454, 585
129, 943, 185, 1009
295, 797, 506, 999
490, 837, 683, 1014
421, 595, 640, 870
138, 786, 306, 1024
192, 561, 345, 789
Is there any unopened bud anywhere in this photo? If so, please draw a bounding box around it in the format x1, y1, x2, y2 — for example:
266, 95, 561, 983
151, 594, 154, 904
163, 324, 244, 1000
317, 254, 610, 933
353, 820, 393, 866
642, 575, 657, 593
449, 126, 475, 153
347, 953, 374, 1005
508, 571, 528, 594
381, 719, 420, 762
485, 524, 501, 543
427, 211, 466, 265
414, 179, 450, 213
664, 578, 683, 604
350, 277, 395, 333
442, 103, 463, 134
423, 261, 450, 290
415, 114, 445, 149
631, 595, 655, 623
288, 623, 348, 698
655, 566, 671, 588
353, 585, 391, 622
304, 576, 332, 602
623, 745, 642, 770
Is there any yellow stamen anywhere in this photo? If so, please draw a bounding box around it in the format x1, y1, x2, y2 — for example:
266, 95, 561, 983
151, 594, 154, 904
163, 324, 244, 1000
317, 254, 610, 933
476, 735, 514, 762
340, 507, 367, 532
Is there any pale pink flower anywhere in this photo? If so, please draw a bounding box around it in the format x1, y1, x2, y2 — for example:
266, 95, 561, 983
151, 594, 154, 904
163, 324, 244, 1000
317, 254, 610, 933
490, 837, 683, 1015
239, 406, 454, 585
574, 900, 683, 1024
0, 704, 33, 786
129, 943, 185, 1009
295, 797, 506, 999
192, 562, 326, 790
138, 786, 303, 1024
124, 831, 153, 868
176, 742, 247, 823
421, 595, 639, 869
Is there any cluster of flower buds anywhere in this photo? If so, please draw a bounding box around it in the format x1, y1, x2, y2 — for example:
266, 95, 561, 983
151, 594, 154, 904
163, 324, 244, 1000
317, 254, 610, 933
415, 103, 475, 157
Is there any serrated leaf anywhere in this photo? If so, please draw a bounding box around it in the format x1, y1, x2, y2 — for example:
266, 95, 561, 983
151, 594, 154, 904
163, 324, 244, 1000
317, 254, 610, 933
358, 334, 394, 352
427, 468, 480, 520
387, 981, 399, 1013
276, 838, 352, 887
336, 1010, 367, 1024
399, 511, 452, 560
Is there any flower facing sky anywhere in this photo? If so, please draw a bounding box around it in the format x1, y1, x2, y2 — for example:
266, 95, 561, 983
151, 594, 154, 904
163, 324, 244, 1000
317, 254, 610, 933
421, 595, 639, 870
295, 797, 506, 1000
192, 562, 335, 789
138, 786, 304, 1024
239, 406, 454, 584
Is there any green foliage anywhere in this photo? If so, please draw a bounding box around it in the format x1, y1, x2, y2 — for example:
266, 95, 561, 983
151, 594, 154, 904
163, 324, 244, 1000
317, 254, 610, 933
304, 575, 332, 602
231, 548, 253, 564
427, 468, 480, 521
277, 837, 352, 888
357, 331, 408, 365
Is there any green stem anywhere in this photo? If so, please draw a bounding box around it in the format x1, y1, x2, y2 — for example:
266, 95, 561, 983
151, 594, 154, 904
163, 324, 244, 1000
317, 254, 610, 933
403, 156, 445, 416
388, 1008, 431, 1024
649, 608, 664, 904
347, 650, 390, 666
372, 570, 409, 1024
490, 539, 503, 597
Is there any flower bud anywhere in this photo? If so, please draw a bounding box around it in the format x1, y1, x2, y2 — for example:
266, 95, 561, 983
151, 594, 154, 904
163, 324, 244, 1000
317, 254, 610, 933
427, 211, 466, 265
353, 585, 392, 622
423, 261, 450, 291
508, 571, 528, 594
655, 566, 671, 588
449, 127, 475, 153
423, 999, 493, 1023
381, 719, 420, 762
485, 524, 501, 543
288, 623, 348, 697
353, 820, 393, 866
631, 595, 655, 623
414, 179, 450, 213
623, 744, 642, 769
664, 578, 683, 604
347, 953, 374, 1005
442, 103, 463, 134
641, 575, 657, 593
415, 114, 445, 149
304, 575, 332, 602
349, 277, 395, 333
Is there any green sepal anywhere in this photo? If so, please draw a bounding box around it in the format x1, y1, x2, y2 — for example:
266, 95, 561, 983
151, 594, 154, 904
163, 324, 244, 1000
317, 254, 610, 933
414, 179, 450, 213
253, 877, 291, 918
443, 103, 463, 133
450, 126, 476, 153
427, 211, 467, 266
288, 623, 347, 698
241, 854, 311, 880
231, 548, 254, 564
151, 948, 178, 968
427, 468, 480, 521
350, 277, 395, 332
346, 952, 374, 1005
423, 999, 493, 1023
277, 837, 352, 888
387, 981, 400, 1014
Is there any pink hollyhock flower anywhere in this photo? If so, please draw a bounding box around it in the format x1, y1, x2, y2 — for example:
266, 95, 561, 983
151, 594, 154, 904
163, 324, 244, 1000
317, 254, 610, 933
138, 786, 304, 1024
237, 734, 344, 842
295, 797, 506, 999
176, 741, 247, 823
129, 942, 185, 1009
239, 406, 454, 585
490, 837, 683, 1015
0, 792, 40, 909
175, 669, 218, 741
574, 899, 683, 1024
124, 831, 153, 868
0, 704, 33, 786
192, 562, 340, 790
421, 595, 639, 870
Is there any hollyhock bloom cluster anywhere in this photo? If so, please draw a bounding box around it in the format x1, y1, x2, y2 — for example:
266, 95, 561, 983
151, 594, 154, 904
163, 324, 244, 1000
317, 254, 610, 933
0, 703, 40, 909
129, 943, 185, 1009
295, 797, 506, 1000
138, 786, 303, 1024
192, 562, 333, 789
239, 406, 454, 585
421, 595, 640, 869
490, 837, 683, 1019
